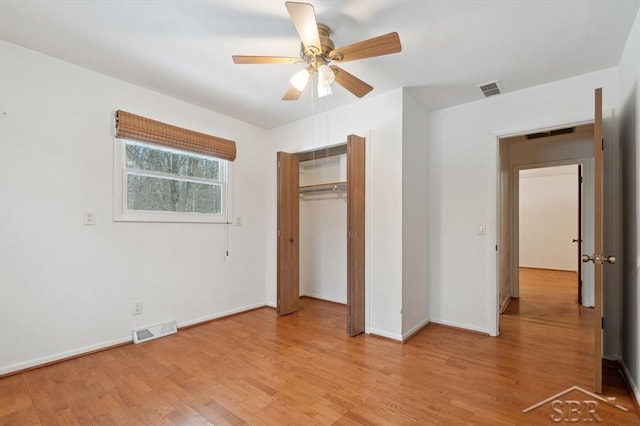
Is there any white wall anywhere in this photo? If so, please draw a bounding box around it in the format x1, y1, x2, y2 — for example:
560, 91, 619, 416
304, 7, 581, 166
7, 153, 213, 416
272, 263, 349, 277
300, 198, 347, 303
617, 8, 640, 403
519, 167, 579, 271
267, 89, 405, 340
401, 89, 429, 338
0, 41, 270, 374
427, 67, 619, 336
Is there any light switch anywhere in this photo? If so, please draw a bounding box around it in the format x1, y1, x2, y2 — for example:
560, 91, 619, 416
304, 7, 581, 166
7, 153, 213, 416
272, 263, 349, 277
477, 223, 486, 235
236, 216, 242, 226
83, 210, 96, 226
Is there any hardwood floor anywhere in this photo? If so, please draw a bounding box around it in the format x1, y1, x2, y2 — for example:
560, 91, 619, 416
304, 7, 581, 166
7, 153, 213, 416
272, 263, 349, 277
1, 270, 638, 425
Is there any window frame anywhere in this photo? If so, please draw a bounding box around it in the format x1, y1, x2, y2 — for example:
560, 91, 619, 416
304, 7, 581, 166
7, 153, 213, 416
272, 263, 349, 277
113, 138, 232, 223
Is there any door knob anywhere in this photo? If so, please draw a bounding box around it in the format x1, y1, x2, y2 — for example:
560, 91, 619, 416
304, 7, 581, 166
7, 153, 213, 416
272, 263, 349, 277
572, 239, 582, 243
582, 254, 616, 264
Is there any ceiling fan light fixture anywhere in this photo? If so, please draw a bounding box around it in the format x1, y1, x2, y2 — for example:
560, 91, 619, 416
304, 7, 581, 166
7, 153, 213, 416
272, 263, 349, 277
317, 64, 335, 85
291, 68, 311, 91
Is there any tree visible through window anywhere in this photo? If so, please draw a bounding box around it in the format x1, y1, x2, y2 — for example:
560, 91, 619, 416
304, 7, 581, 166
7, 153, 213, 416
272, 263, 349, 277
124, 141, 225, 215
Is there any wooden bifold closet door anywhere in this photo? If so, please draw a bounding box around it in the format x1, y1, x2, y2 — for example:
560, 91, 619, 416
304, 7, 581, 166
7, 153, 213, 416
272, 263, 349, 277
347, 134, 365, 336
276, 151, 299, 316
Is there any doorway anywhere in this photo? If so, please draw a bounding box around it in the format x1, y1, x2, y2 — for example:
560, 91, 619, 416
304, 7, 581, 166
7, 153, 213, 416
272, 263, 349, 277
497, 124, 595, 313
496, 89, 622, 394
518, 165, 583, 305
497, 120, 601, 392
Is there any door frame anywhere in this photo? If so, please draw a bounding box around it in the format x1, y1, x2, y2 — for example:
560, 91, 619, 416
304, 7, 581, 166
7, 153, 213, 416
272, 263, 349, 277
493, 112, 595, 337
510, 157, 594, 305
577, 163, 583, 305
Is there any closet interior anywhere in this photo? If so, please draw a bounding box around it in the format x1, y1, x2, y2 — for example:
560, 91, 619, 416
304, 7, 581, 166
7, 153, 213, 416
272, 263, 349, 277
299, 144, 348, 305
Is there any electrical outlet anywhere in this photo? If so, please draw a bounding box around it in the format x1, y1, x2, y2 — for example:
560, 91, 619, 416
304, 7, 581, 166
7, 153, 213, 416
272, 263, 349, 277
133, 301, 143, 316
83, 210, 96, 225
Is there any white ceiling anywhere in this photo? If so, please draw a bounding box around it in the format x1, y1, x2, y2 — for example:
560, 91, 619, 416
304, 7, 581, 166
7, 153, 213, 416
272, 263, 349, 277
1, 0, 638, 129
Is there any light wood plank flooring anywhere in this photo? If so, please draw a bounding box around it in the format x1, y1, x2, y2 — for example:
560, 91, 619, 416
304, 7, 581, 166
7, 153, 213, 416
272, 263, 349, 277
1, 269, 638, 424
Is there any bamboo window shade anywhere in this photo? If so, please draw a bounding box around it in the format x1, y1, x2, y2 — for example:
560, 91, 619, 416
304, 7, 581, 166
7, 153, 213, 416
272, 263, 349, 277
115, 110, 236, 161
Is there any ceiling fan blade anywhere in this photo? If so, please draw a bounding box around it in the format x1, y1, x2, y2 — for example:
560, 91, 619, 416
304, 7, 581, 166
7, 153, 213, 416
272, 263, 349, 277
285, 1, 321, 52
282, 85, 303, 101
330, 66, 373, 98
329, 32, 402, 63
233, 56, 303, 65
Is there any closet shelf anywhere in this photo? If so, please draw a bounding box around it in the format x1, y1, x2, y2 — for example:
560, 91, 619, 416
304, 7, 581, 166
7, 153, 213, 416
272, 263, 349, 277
299, 181, 347, 196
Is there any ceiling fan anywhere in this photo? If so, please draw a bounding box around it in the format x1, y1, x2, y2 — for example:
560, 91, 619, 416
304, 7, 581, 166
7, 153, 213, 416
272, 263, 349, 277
232, 1, 402, 101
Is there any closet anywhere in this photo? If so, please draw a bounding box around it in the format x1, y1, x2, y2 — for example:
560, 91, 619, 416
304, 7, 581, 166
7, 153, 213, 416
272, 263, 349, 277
299, 146, 347, 305
277, 134, 365, 336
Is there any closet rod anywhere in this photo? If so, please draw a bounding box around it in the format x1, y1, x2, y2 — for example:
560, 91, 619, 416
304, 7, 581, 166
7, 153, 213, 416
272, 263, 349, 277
299, 181, 347, 195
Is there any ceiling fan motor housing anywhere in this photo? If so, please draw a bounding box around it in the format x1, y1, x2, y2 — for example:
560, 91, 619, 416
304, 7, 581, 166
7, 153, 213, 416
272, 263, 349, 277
301, 23, 336, 68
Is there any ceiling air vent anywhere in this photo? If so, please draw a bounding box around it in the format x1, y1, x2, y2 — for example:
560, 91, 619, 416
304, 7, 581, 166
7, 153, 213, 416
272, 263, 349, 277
478, 81, 501, 97
525, 127, 576, 140
549, 127, 575, 136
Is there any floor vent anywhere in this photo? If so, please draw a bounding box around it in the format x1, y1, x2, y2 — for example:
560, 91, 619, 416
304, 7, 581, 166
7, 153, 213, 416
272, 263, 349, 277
133, 320, 177, 344
478, 81, 501, 97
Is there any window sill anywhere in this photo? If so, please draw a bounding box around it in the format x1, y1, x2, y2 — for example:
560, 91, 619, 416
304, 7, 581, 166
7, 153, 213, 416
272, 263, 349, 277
114, 211, 229, 224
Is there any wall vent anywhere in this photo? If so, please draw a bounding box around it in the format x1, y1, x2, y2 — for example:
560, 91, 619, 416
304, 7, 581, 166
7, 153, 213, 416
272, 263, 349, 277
478, 81, 501, 97
525, 126, 576, 140
133, 320, 177, 344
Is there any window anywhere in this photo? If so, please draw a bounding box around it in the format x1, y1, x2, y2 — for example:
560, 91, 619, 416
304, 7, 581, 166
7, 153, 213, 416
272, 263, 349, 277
114, 140, 231, 223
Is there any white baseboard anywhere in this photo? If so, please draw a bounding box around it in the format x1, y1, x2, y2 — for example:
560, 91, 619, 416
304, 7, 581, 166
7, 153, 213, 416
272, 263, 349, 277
519, 265, 577, 272
429, 318, 491, 335
402, 318, 430, 341
619, 357, 640, 407
500, 296, 512, 313
300, 293, 346, 305
368, 328, 403, 341
1, 302, 268, 376
0, 336, 132, 376
178, 302, 266, 328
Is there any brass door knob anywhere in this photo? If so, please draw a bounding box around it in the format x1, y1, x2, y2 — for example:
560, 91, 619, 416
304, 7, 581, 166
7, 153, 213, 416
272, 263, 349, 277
582, 254, 616, 264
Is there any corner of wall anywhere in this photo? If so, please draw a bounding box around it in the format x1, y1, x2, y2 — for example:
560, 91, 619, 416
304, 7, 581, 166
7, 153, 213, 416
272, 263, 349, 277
401, 89, 430, 335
